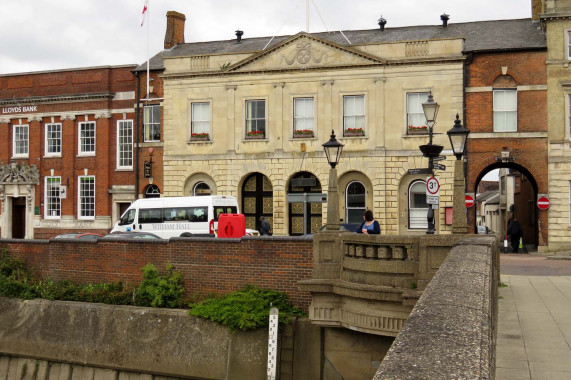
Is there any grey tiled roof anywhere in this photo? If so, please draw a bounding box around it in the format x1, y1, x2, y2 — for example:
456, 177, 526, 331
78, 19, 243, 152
134, 18, 545, 72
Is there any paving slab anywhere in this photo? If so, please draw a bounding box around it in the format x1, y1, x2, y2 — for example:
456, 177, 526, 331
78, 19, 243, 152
497, 273, 571, 380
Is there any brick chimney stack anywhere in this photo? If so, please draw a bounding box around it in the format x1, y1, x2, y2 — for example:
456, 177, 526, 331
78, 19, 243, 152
164, 11, 186, 49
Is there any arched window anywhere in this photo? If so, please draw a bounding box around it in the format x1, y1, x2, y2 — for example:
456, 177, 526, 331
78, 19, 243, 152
145, 184, 161, 198
193, 182, 211, 196
409, 181, 428, 229
346, 181, 366, 223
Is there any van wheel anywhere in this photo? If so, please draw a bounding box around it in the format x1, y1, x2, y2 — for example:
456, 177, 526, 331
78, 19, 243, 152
180, 232, 193, 237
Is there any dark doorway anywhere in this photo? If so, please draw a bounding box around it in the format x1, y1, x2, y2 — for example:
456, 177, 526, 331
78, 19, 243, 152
241, 173, 273, 232
288, 172, 322, 236
12, 197, 26, 239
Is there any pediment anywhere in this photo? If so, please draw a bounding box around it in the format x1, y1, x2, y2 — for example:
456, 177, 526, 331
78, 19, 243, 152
227, 33, 384, 73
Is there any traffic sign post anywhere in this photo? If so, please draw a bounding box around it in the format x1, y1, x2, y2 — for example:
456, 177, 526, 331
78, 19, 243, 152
537, 195, 550, 210
433, 163, 446, 171
426, 177, 440, 206
465, 194, 474, 208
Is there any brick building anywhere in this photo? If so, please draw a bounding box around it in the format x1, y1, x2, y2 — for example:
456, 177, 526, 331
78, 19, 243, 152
0, 66, 137, 238
465, 43, 548, 247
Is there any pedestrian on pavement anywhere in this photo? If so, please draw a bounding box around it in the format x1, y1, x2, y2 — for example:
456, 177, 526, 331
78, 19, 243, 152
357, 210, 381, 235
507, 217, 523, 253
259, 216, 272, 236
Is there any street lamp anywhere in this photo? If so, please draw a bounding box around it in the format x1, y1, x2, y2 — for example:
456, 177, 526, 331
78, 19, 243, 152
447, 114, 470, 234
420, 92, 443, 234
323, 130, 344, 230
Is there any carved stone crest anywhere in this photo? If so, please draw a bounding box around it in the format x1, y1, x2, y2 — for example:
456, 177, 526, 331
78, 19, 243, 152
282, 42, 325, 66
0, 161, 40, 184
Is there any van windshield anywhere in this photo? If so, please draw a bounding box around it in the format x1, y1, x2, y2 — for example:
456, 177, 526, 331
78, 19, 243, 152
119, 209, 136, 225
214, 206, 238, 221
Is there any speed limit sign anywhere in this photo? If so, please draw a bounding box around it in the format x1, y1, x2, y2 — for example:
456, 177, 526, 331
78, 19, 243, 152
426, 177, 440, 196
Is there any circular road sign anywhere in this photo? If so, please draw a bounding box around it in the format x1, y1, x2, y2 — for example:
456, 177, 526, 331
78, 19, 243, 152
537, 196, 550, 210
465, 194, 475, 208
426, 177, 440, 195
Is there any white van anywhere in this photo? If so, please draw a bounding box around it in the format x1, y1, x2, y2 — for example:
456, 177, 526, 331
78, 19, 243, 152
111, 196, 241, 239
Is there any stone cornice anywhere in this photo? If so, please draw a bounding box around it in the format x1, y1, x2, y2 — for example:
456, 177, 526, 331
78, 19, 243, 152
94, 112, 112, 119
0, 92, 114, 106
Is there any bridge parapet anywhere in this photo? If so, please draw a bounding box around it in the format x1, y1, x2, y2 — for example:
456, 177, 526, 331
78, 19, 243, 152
299, 232, 480, 336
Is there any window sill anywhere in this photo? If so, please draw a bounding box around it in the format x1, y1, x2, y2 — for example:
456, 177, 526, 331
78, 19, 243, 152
188, 139, 213, 144
44, 155, 62, 159
77, 218, 95, 221
44, 217, 61, 220
12, 155, 29, 159
138, 142, 163, 148
242, 137, 268, 142
77, 153, 96, 157
291, 135, 316, 140
116, 168, 133, 172
340, 135, 367, 139
402, 134, 429, 138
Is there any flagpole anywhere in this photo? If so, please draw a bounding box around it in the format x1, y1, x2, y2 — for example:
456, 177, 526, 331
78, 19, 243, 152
146, 0, 150, 98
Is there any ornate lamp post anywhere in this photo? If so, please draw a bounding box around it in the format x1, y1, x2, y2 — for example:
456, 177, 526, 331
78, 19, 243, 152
322, 130, 344, 231
420, 93, 443, 234
447, 114, 470, 234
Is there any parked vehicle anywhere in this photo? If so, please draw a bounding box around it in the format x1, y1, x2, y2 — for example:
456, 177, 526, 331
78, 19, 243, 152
111, 196, 246, 239
477, 226, 489, 235
52, 233, 103, 241
102, 232, 162, 240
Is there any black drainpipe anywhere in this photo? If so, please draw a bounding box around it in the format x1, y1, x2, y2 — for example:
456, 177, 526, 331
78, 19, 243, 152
134, 71, 141, 200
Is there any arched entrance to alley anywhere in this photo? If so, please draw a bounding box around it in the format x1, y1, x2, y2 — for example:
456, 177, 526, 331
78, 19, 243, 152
287, 172, 322, 236
471, 162, 543, 250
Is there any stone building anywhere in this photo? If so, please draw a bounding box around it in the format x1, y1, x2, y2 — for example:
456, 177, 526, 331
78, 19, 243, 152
0, 66, 137, 238
141, 12, 546, 236
538, 0, 571, 250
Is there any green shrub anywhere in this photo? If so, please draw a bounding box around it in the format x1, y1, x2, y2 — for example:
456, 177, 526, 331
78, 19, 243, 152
134, 263, 186, 308
188, 285, 306, 332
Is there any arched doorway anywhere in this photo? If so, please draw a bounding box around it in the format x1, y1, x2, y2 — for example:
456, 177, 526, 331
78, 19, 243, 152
288, 172, 322, 236
472, 162, 541, 250
241, 173, 273, 232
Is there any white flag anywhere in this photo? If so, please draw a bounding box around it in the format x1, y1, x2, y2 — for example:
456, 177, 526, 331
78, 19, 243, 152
140, 0, 149, 27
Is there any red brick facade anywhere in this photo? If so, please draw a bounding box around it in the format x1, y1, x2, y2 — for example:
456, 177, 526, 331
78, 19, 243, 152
465, 50, 548, 244
0, 66, 138, 238
3, 238, 314, 310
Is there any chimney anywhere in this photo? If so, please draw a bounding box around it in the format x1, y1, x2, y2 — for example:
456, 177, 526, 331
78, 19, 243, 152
531, 0, 543, 20
235, 30, 244, 43
164, 11, 186, 49
441, 13, 449, 27
378, 16, 387, 31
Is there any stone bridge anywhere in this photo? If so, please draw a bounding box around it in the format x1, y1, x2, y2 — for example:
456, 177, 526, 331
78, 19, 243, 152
0, 233, 498, 379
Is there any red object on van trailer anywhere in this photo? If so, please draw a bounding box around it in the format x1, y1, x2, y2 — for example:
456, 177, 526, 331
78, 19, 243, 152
218, 214, 246, 238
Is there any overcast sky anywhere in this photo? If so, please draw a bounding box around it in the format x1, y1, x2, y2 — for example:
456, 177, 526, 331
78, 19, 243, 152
1, 0, 532, 75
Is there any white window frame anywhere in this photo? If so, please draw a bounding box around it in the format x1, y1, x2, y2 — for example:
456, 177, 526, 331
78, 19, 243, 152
345, 181, 366, 224
567, 93, 571, 140
493, 89, 517, 132
569, 181, 571, 225
245, 99, 267, 138
13, 124, 29, 158
143, 105, 161, 142
409, 180, 428, 229
117, 120, 133, 169
45, 123, 62, 157
78, 121, 96, 156
78, 175, 95, 220
342, 94, 366, 135
406, 92, 430, 134
45, 176, 61, 219
190, 102, 211, 139
293, 97, 315, 135
567, 30, 571, 60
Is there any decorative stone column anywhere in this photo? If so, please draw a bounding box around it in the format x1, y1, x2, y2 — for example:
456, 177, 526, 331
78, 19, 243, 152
452, 159, 467, 234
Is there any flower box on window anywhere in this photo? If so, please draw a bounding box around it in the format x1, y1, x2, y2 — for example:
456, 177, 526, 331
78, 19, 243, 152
293, 129, 314, 138
246, 131, 265, 139
191, 132, 210, 141
408, 126, 429, 135
344, 128, 365, 137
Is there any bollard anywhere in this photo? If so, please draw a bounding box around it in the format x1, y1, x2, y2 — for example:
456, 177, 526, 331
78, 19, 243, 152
504, 235, 509, 254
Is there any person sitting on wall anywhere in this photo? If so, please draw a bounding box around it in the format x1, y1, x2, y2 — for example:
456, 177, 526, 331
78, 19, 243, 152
357, 210, 381, 235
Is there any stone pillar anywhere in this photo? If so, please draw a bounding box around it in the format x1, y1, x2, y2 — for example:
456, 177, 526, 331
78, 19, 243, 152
452, 159, 467, 234
326, 167, 340, 230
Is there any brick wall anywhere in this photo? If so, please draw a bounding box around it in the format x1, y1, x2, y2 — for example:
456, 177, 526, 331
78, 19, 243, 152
1, 237, 314, 310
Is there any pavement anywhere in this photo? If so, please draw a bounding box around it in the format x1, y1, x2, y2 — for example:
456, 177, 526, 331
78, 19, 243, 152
497, 251, 571, 379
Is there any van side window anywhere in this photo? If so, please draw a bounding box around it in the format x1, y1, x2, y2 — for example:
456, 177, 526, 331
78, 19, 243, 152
139, 208, 163, 224
190, 206, 208, 222
119, 209, 136, 225
162, 207, 208, 222
214, 206, 238, 221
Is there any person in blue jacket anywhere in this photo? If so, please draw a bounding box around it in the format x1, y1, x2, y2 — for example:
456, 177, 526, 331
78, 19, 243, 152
357, 210, 381, 235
